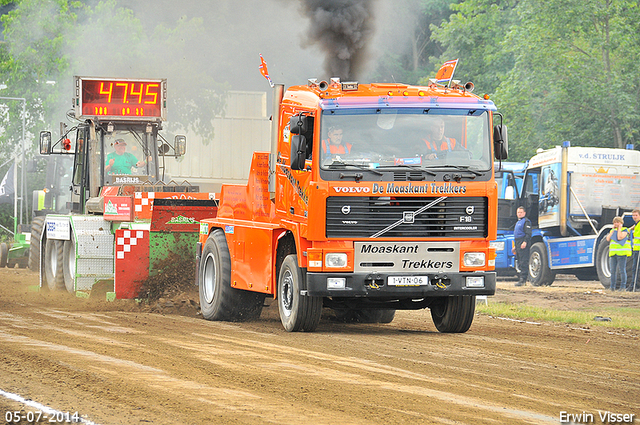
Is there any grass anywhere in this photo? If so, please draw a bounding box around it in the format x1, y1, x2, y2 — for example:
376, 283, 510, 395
476, 302, 640, 330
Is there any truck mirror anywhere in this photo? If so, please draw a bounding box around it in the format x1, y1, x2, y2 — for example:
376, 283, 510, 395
40, 131, 52, 155
493, 124, 508, 160
174, 135, 186, 157
290, 134, 307, 170
289, 115, 310, 135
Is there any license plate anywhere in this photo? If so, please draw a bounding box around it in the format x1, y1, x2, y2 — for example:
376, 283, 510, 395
388, 276, 429, 286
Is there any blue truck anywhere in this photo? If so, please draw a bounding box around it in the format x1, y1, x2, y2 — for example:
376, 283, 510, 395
492, 162, 527, 276
494, 143, 640, 288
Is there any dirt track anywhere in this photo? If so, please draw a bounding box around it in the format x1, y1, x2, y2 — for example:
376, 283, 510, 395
0, 267, 638, 425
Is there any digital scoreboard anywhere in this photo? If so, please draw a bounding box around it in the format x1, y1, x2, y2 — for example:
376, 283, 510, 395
74, 77, 167, 120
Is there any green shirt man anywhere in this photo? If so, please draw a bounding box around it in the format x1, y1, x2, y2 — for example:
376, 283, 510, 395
105, 139, 143, 174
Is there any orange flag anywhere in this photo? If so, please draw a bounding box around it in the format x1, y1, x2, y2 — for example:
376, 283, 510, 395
435, 59, 459, 85
259, 54, 274, 87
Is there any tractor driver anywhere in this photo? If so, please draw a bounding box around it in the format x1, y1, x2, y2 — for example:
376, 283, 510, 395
105, 139, 144, 175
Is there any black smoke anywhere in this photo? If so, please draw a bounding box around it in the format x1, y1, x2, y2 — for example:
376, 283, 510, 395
300, 0, 376, 81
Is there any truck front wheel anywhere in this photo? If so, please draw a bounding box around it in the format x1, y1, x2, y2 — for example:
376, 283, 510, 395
529, 242, 556, 286
44, 239, 64, 291
430, 296, 476, 333
278, 255, 322, 332
199, 229, 264, 322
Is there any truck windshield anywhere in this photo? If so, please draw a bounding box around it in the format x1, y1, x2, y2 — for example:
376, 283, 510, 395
319, 109, 491, 171
103, 129, 156, 182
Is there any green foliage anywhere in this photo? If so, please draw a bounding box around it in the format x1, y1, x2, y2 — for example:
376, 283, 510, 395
417, 0, 640, 161
428, 0, 517, 93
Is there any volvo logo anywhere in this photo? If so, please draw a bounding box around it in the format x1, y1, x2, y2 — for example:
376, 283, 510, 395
403, 211, 415, 223
341, 205, 351, 215
466, 206, 475, 215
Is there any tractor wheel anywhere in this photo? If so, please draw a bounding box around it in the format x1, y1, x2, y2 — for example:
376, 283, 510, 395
529, 242, 556, 286
0, 243, 8, 268
62, 238, 76, 293
28, 216, 45, 272
334, 308, 396, 324
430, 295, 476, 333
44, 238, 65, 291
278, 254, 322, 332
198, 229, 264, 321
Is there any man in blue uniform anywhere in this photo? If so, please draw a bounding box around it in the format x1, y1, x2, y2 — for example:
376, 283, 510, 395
512, 206, 532, 287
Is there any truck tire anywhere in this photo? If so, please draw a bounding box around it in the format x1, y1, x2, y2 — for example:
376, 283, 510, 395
44, 238, 65, 291
595, 240, 634, 289
198, 229, 264, 321
62, 238, 76, 293
0, 242, 8, 267
28, 216, 45, 272
529, 242, 556, 286
278, 254, 322, 332
430, 295, 476, 333
334, 308, 396, 324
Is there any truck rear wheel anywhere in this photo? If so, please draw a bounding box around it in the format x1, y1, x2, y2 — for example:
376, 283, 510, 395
529, 242, 556, 286
199, 229, 264, 321
278, 254, 322, 332
0, 242, 8, 268
430, 295, 476, 333
44, 239, 65, 291
28, 216, 45, 272
62, 238, 76, 293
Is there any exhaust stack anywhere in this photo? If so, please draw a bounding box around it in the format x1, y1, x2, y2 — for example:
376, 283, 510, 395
269, 84, 285, 199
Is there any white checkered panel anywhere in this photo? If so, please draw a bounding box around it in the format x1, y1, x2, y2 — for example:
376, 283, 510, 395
116, 230, 146, 259
134, 192, 155, 213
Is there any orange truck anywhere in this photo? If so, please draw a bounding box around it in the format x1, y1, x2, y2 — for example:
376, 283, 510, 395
196, 74, 508, 332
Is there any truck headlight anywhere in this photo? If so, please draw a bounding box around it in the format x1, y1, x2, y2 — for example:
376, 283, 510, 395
325, 253, 347, 268
463, 252, 485, 267
489, 241, 505, 251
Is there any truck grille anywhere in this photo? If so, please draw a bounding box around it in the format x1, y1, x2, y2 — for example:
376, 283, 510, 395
326, 196, 487, 238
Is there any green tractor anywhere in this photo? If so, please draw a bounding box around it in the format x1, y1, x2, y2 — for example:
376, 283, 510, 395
0, 156, 73, 270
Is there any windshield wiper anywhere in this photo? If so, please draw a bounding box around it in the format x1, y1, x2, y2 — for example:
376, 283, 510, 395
422, 164, 484, 176
327, 160, 383, 176
378, 164, 436, 176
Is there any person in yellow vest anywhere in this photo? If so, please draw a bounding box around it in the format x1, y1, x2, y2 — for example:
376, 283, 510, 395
629, 209, 640, 292
606, 216, 631, 291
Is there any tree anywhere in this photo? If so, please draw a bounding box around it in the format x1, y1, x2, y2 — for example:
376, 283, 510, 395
428, 0, 517, 94
495, 0, 640, 158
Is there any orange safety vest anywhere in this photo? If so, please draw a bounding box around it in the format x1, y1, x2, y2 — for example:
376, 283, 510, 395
423, 137, 457, 152
322, 139, 352, 154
